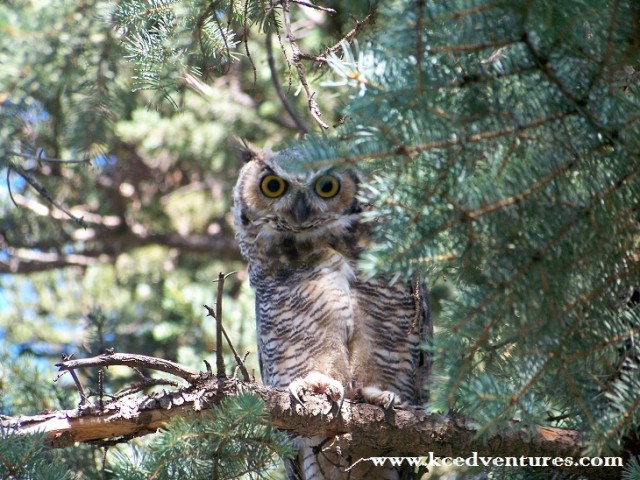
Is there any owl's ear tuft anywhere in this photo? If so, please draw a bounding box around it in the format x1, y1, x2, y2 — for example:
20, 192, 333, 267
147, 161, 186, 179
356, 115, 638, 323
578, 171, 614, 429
232, 138, 264, 164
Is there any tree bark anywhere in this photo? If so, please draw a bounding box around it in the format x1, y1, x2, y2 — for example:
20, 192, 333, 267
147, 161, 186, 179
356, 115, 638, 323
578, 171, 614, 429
0, 354, 624, 479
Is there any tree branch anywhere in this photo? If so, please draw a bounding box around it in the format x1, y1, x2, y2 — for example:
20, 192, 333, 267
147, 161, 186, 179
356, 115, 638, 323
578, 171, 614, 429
281, 0, 329, 130
296, 10, 377, 63
0, 231, 242, 273
55, 353, 201, 384
0, 354, 623, 479
8, 162, 87, 228
265, 31, 310, 134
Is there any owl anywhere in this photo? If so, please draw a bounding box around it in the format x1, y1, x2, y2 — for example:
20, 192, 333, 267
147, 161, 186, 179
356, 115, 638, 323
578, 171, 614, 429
232, 146, 431, 480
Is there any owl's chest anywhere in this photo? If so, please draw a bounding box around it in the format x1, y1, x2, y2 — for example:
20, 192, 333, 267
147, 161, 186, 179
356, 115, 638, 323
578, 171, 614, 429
251, 250, 357, 340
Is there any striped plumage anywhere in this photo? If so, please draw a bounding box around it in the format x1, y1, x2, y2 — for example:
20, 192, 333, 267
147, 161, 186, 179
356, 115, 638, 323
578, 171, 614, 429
232, 147, 431, 480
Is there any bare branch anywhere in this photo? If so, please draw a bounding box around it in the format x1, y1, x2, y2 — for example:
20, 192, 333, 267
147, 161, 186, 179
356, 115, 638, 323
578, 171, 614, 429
1, 247, 108, 273
9, 192, 121, 226
265, 32, 310, 134
8, 162, 87, 228
296, 11, 376, 64
219, 322, 251, 382
289, 0, 336, 14
214, 272, 226, 378
242, 0, 257, 86
205, 272, 251, 382
114, 378, 183, 399
7, 166, 18, 207
11, 150, 91, 165
55, 352, 201, 384
281, 0, 329, 130
56, 354, 91, 408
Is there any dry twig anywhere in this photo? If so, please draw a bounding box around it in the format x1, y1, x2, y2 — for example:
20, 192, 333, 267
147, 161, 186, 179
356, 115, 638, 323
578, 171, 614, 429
281, 0, 329, 130
204, 272, 251, 382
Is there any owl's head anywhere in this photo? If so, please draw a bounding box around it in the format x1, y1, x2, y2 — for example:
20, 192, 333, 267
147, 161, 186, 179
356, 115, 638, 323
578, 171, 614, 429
232, 147, 364, 260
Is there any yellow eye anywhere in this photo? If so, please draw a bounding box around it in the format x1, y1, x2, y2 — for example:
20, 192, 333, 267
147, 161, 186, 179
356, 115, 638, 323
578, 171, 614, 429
260, 175, 287, 198
314, 175, 340, 199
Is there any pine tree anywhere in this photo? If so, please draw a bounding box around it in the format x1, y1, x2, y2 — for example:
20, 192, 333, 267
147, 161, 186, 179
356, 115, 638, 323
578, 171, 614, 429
310, 0, 640, 458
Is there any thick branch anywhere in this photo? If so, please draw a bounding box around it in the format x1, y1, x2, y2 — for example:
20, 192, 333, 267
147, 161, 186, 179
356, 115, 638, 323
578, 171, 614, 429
0, 370, 621, 479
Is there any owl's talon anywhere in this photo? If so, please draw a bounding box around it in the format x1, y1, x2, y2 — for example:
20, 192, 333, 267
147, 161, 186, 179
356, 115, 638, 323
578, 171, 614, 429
291, 391, 306, 409
337, 391, 345, 412
382, 392, 395, 410
362, 385, 400, 409
289, 372, 344, 413
323, 388, 344, 415
289, 380, 308, 410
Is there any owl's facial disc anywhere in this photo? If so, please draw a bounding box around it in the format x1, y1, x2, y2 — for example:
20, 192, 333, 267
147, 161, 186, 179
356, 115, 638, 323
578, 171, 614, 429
233, 151, 364, 259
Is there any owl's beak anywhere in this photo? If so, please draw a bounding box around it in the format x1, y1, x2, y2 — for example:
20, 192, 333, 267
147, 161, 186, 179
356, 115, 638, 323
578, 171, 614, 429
291, 194, 310, 224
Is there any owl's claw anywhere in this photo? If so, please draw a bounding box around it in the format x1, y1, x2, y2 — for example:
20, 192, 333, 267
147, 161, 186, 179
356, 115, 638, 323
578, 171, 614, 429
289, 382, 307, 410
289, 372, 345, 414
336, 391, 345, 412
362, 386, 400, 410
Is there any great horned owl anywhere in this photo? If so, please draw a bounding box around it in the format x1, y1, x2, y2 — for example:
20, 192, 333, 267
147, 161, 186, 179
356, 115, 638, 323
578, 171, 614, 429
232, 146, 431, 480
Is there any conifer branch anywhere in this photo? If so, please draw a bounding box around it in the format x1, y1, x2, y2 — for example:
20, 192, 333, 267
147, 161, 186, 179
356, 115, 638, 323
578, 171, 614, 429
0, 369, 623, 479
281, 0, 329, 130
320, 110, 576, 167
296, 10, 376, 64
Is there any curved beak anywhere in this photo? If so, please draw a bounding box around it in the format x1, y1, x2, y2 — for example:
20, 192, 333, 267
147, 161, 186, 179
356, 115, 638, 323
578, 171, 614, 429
291, 193, 310, 224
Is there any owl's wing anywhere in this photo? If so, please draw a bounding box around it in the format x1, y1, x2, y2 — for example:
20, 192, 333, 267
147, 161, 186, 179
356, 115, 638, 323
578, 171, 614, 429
416, 280, 433, 404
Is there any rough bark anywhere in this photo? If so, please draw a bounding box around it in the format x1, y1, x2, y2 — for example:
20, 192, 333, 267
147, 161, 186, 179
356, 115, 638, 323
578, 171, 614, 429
0, 354, 624, 479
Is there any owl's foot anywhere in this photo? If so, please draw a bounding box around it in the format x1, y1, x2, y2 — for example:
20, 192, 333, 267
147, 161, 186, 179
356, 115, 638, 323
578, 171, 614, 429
362, 385, 402, 410
289, 371, 345, 414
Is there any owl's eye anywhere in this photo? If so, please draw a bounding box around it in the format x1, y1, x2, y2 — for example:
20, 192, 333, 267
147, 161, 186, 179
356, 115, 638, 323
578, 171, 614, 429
260, 175, 287, 198
314, 175, 340, 199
